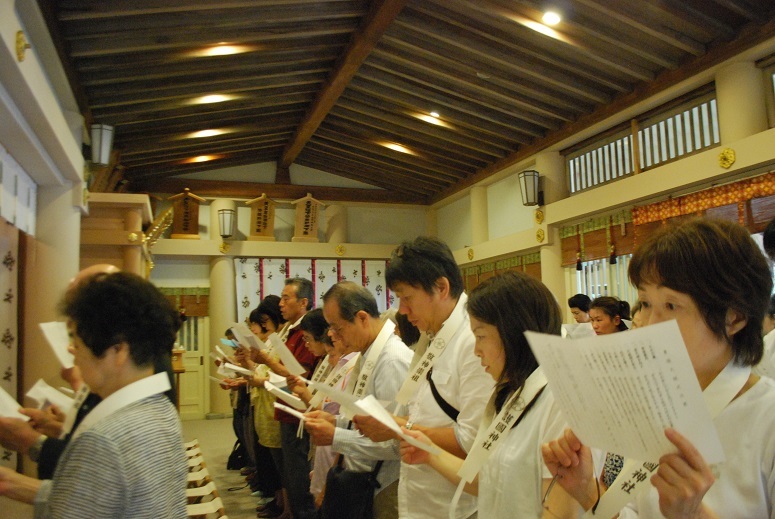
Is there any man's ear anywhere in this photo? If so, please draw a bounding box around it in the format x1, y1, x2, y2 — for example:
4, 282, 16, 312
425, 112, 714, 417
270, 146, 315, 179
725, 309, 747, 337
434, 277, 451, 299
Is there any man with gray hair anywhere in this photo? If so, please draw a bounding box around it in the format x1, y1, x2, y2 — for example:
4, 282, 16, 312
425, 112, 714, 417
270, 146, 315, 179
305, 281, 412, 519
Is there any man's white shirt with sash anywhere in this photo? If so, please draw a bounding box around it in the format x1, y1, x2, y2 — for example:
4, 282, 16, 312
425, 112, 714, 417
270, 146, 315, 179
397, 293, 493, 519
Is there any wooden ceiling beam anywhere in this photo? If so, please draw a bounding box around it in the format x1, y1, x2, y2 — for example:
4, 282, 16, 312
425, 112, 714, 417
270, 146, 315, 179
278, 0, 410, 169
130, 178, 426, 205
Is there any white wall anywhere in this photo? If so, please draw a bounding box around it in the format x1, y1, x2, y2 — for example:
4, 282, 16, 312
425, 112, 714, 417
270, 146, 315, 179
347, 206, 428, 244
151, 257, 211, 287
487, 174, 534, 240
437, 195, 471, 250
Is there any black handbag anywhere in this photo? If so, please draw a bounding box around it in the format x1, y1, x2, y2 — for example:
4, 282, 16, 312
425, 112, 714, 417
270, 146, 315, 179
320, 455, 383, 519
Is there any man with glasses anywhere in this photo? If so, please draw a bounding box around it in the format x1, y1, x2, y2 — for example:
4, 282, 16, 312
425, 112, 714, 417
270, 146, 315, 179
305, 281, 412, 518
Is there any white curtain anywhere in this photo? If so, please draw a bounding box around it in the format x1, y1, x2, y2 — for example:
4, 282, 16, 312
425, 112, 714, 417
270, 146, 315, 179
0, 216, 19, 468
235, 257, 390, 323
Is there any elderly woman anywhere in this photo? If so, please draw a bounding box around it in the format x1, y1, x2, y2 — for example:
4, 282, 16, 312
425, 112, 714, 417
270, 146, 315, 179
0, 272, 188, 517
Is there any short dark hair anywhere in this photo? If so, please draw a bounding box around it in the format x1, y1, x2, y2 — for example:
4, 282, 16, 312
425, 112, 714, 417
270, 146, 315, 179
567, 294, 591, 312
763, 217, 775, 260
60, 272, 181, 367
467, 271, 562, 395
285, 277, 314, 310
322, 281, 380, 321
395, 312, 421, 346
590, 296, 630, 331
299, 308, 332, 345
629, 218, 772, 366
249, 295, 285, 332
386, 237, 463, 298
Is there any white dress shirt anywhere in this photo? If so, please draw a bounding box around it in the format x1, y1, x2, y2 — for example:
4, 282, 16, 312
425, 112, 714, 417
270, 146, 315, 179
398, 294, 494, 519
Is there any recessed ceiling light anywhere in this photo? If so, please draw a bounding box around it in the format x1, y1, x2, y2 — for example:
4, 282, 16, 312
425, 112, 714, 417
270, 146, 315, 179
187, 94, 239, 105
182, 155, 222, 164
186, 129, 229, 139
381, 142, 416, 155
413, 113, 451, 128
186, 44, 258, 58
476, 71, 491, 79
542, 11, 562, 26
430, 111, 440, 118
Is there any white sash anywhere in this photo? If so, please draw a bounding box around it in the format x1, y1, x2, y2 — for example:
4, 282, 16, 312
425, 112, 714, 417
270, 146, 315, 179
71, 372, 171, 441
448, 368, 548, 519
395, 294, 468, 405
587, 360, 751, 518
308, 353, 360, 408
59, 384, 92, 439
342, 320, 395, 419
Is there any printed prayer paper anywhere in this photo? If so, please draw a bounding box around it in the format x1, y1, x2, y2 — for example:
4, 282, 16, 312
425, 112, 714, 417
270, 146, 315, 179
209, 375, 226, 384
354, 395, 441, 455
525, 320, 724, 464
266, 333, 307, 376
267, 370, 288, 388
217, 362, 237, 378
264, 381, 306, 410
309, 381, 362, 417
229, 323, 265, 351
39, 321, 74, 368
26, 379, 74, 412
0, 386, 28, 420
214, 344, 231, 360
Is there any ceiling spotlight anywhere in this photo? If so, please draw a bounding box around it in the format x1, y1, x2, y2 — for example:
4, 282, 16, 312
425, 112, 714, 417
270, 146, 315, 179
476, 71, 491, 79
542, 11, 562, 25
186, 129, 228, 139
182, 155, 222, 164
430, 111, 440, 118
381, 142, 416, 155
186, 44, 258, 58
187, 94, 238, 105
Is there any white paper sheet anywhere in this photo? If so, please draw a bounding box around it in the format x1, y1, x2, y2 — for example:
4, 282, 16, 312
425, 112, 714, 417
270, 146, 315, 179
39, 321, 74, 368
561, 322, 597, 339
217, 362, 236, 378
26, 379, 74, 412
0, 386, 28, 421
214, 345, 231, 360
209, 375, 226, 384
229, 323, 265, 351
266, 333, 307, 376
267, 370, 288, 388
224, 362, 255, 377
309, 382, 362, 417
274, 402, 305, 421
354, 395, 441, 455
264, 381, 307, 410
525, 320, 724, 463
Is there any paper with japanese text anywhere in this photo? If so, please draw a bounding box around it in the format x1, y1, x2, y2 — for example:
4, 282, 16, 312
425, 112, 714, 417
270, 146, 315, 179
39, 321, 74, 368
354, 395, 441, 455
0, 386, 28, 420
525, 320, 724, 463
230, 323, 265, 351
264, 381, 306, 410
26, 379, 74, 412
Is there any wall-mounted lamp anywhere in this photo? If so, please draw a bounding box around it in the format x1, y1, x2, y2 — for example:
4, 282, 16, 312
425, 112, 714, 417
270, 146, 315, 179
218, 208, 236, 239
518, 169, 544, 206
90, 124, 114, 165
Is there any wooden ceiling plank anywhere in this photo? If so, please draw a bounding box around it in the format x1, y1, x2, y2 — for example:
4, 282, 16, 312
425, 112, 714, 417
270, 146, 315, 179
573, 0, 707, 55
278, 0, 410, 169
126, 150, 285, 181
347, 75, 536, 145
335, 96, 507, 158
375, 37, 577, 122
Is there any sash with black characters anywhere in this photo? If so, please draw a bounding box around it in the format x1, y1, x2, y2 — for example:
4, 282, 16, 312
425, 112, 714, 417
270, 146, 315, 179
59, 384, 92, 439
308, 353, 360, 408
395, 294, 469, 405
448, 368, 548, 519
587, 360, 750, 519
341, 320, 396, 419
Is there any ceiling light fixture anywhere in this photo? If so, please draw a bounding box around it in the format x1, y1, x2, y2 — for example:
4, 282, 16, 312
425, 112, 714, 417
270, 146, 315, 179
510, 14, 568, 42
186, 43, 257, 58
186, 129, 229, 139
187, 94, 239, 105
381, 142, 416, 155
182, 155, 222, 164
430, 111, 440, 118
542, 11, 562, 26
413, 113, 451, 128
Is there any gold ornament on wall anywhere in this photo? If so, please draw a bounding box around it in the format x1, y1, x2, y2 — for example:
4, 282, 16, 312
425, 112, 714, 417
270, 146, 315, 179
718, 148, 735, 169
219, 242, 231, 254
536, 228, 545, 243
16, 31, 31, 62
335, 244, 346, 256
467, 248, 474, 261
534, 208, 544, 224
